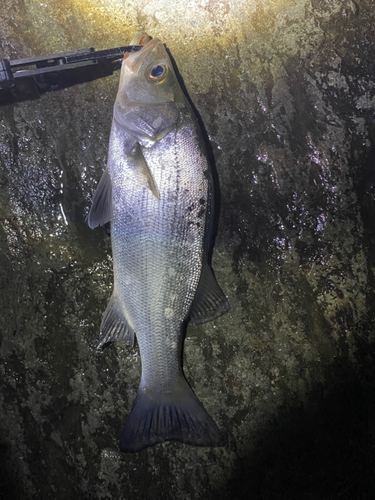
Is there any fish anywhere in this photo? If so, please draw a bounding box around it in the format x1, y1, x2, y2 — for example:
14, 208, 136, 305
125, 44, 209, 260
87, 32, 229, 452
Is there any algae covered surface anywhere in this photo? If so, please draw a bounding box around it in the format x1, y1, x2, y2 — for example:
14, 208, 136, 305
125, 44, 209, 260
1, 0, 375, 498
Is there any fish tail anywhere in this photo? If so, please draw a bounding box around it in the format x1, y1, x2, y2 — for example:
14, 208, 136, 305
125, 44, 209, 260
119, 378, 224, 452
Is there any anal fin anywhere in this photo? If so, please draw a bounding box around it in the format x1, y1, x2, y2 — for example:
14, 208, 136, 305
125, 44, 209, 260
99, 293, 135, 348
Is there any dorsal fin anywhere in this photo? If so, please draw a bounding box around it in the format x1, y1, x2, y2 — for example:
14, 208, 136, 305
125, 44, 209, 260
189, 262, 230, 325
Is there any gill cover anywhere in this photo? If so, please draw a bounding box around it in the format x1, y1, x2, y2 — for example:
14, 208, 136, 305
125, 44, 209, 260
113, 34, 184, 144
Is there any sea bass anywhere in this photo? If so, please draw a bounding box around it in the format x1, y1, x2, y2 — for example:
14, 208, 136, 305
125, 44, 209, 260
87, 32, 229, 452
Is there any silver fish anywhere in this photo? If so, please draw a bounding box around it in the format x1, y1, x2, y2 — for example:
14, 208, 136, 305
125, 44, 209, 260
87, 32, 229, 452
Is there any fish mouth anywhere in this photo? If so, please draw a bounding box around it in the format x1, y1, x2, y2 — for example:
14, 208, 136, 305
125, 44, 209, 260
123, 32, 165, 75
129, 32, 153, 46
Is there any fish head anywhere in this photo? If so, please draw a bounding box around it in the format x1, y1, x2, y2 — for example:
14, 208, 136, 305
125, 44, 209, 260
113, 32, 186, 145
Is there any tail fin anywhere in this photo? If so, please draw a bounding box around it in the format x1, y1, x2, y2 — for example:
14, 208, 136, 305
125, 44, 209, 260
120, 378, 224, 453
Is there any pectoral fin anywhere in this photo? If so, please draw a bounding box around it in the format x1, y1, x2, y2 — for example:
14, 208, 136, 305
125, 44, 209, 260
189, 262, 230, 325
128, 143, 160, 200
86, 167, 112, 228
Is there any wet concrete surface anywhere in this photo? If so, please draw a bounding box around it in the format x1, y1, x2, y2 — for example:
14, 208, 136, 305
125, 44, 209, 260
1, 0, 375, 498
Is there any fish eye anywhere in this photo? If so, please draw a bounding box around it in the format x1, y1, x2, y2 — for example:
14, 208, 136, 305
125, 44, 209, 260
151, 65, 164, 78
146, 63, 168, 83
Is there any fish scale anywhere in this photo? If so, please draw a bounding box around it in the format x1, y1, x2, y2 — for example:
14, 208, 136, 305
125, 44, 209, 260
87, 32, 229, 452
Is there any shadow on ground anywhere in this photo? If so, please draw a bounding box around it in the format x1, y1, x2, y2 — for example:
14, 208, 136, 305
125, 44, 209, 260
213, 340, 375, 500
